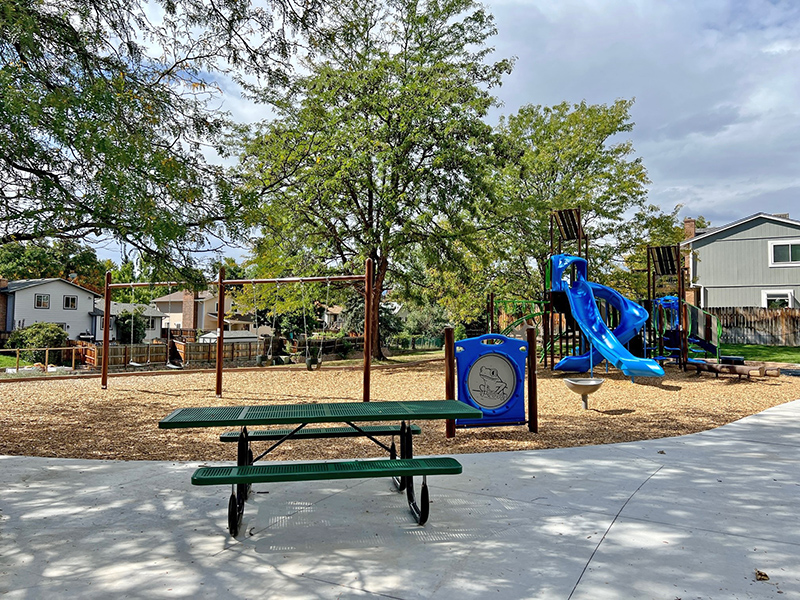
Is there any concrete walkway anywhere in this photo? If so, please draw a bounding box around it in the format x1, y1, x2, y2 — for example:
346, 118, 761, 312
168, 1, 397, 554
2, 400, 800, 599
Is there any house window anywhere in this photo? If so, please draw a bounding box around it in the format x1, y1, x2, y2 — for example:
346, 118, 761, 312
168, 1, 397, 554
762, 290, 794, 309
769, 240, 800, 266
63, 295, 77, 310
34, 294, 50, 309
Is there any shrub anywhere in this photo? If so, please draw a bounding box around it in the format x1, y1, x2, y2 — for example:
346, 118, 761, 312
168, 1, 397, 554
7, 322, 70, 364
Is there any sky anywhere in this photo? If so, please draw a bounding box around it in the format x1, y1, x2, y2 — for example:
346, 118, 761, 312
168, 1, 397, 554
481, 0, 800, 227
218, 0, 800, 233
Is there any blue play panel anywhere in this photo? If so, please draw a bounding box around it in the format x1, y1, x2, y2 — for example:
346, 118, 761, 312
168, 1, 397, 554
455, 334, 528, 427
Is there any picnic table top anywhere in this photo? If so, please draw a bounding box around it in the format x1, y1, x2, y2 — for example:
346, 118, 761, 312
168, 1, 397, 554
158, 399, 482, 429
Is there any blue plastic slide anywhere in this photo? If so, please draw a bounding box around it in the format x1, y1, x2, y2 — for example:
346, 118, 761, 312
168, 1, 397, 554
551, 254, 664, 378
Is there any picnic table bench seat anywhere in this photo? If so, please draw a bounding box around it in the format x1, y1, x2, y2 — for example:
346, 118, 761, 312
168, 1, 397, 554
202, 457, 461, 536
219, 424, 421, 443
193, 457, 462, 485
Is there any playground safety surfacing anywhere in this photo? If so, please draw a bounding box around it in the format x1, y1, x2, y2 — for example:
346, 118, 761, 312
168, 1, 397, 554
3, 401, 800, 599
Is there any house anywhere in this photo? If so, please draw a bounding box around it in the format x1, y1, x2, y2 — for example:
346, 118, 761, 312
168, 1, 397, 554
0, 278, 101, 340
93, 302, 167, 343
151, 289, 250, 333
682, 212, 800, 308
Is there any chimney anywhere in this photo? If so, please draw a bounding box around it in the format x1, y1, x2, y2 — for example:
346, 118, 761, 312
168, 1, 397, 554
182, 289, 198, 330
683, 217, 696, 240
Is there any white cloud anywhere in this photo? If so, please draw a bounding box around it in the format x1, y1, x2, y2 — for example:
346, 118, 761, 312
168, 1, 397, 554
486, 0, 800, 225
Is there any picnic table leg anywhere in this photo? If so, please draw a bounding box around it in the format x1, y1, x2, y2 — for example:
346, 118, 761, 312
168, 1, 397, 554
226, 427, 253, 537
405, 475, 430, 526
237, 427, 253, 501
392, 421, 407, 491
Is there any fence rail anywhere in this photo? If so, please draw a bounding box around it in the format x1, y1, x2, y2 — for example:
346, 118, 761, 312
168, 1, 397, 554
708, 307, 800, 346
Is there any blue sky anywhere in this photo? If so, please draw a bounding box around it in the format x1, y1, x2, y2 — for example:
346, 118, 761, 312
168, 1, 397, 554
481, 0, 800, 227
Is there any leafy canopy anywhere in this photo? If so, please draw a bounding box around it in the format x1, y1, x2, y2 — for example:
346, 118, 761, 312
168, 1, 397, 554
0, 0, 322, 271
239, 0, 512, 355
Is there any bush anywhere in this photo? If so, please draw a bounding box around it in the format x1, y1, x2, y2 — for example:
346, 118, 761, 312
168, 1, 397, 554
7, 322, 70, 364
116, 310, 148, 344
453, 323, 468, 341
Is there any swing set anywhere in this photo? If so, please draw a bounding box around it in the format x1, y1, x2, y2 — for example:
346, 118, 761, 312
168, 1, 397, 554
101, 259, 375, 399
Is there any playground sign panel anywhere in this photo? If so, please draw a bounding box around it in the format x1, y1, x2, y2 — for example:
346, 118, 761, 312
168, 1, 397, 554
455, 334, 527, 427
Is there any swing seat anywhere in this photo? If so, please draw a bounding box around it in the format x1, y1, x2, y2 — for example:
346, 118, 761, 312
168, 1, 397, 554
128, 361, 146, 368
306, 356, 319, 371
166, 362, 183, 369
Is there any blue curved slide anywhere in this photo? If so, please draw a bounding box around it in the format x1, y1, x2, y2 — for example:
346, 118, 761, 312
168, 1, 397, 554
551, 254, 664, 378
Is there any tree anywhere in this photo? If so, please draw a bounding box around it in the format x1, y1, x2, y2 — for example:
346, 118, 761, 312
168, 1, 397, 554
1, 0, 324, 271
115, 310, 148, 345
240, 0, 512, 358
340, 296, 403, 347
492, 100, 670, 299
0, 240, 110, 292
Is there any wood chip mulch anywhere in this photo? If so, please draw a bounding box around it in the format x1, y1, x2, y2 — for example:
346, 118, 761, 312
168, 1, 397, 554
1, 360, 799, 462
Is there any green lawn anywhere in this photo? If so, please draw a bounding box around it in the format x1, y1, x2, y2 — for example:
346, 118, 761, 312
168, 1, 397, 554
720, 344, 800, 364
0, 353, 31, 368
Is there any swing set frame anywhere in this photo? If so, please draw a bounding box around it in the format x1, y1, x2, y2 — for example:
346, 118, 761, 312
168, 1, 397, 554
101, 259, 374, 400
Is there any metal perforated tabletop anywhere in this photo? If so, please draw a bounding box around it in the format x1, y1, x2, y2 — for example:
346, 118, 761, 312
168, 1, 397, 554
158, 400, 482, 428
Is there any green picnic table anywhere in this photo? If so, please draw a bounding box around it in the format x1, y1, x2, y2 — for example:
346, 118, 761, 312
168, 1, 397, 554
159, 400, 482, 536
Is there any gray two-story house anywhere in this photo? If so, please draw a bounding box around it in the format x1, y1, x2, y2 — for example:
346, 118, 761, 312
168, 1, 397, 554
682, 212, 800, 308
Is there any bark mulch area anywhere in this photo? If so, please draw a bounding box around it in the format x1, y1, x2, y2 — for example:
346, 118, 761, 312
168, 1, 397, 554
1, 360, 799, 462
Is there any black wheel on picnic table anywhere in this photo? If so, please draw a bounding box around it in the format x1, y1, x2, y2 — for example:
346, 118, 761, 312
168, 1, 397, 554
228, 493, 242, 537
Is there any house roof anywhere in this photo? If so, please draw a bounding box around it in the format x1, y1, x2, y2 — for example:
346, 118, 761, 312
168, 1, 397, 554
152, 290, 215, 303
198, 330, 260, 340
681, 212, 800, 247
207, 312, 253, 325
94, 302, 167, 318
0, 278, 101, 297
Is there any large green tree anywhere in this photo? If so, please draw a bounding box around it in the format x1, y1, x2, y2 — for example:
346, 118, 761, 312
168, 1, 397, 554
489, 100, 671, 299
240, 0, 512, 357
0, 240, 110, 291
1, 0, 322, 271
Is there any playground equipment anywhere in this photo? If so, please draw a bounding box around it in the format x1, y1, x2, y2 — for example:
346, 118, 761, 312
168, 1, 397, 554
444, 327, 538, 434
652, 295, 721, 364
550, 254, 664, 378
453, 334, 528, 427
101, 260, 375, 399
563, 377, 604, 410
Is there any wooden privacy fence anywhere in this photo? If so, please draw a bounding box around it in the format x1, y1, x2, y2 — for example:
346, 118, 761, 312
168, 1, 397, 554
708, 307, 800, 346
175, 340, 265, 365
82, 342, 169, 368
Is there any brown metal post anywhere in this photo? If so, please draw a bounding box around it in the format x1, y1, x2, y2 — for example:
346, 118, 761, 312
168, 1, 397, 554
444, 327, 456, 438
101, 271, 112, 389
362, 258, 373, 402
215, 266, 225, 397
527, 326, 538, 433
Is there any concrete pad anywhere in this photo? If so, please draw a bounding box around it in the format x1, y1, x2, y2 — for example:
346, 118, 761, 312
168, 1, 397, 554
2, 399, 800, 599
